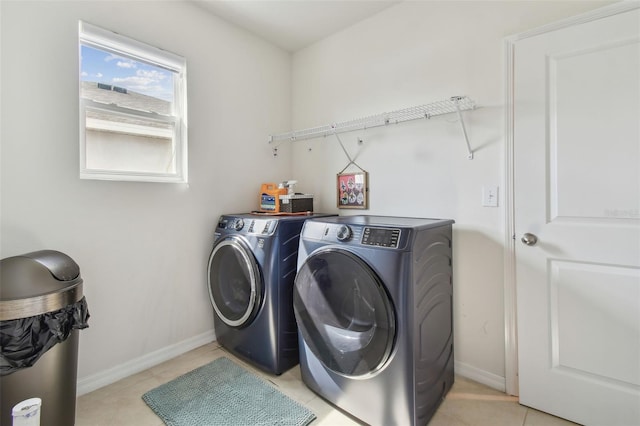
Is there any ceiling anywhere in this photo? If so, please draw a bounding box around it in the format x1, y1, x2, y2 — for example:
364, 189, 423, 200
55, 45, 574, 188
192, 1, 401, 52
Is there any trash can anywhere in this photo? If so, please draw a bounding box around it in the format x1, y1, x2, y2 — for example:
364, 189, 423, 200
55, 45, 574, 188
0, 250, 90, 426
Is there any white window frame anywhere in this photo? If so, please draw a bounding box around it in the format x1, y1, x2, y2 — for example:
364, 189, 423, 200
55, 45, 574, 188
78, 21, 188, 183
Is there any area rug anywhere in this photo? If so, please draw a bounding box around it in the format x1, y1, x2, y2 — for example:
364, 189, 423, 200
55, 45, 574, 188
142, 357, 316, 426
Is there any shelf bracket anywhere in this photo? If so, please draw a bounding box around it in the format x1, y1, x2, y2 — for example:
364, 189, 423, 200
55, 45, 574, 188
452, 96, 474, 160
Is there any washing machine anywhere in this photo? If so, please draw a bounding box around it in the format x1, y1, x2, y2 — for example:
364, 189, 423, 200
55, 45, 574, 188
293, 215, 455, 425
207, 213, 335, 375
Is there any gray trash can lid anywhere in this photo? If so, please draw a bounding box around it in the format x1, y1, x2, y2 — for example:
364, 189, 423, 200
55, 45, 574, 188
0, 250, 83, 321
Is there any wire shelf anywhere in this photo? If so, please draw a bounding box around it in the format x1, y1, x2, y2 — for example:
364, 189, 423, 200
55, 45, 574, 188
269, 96, 476, 144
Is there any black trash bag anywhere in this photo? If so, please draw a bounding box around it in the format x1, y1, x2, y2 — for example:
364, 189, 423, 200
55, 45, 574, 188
0, 297, 90, 376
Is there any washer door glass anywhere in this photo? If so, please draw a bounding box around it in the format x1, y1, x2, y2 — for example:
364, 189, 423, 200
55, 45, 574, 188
294, 249, 396, 377
208, 238, 261, 327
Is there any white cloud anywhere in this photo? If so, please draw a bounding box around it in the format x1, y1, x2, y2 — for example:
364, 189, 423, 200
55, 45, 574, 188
113, 69, 168, 88
105, 54, 138, 70
111, 68, 172, 100
81, 71, 88, 77
117, 60, 136, 69
137, 69, 166, 81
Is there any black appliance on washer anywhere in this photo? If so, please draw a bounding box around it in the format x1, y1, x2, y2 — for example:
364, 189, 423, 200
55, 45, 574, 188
207, 213, 335, 375
293, 215, 455, 425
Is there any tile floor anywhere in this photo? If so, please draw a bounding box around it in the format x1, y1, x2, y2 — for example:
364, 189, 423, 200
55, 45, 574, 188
76, 342, 578, 426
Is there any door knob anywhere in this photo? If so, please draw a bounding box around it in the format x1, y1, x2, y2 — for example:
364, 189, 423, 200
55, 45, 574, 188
521, 233, 538, 246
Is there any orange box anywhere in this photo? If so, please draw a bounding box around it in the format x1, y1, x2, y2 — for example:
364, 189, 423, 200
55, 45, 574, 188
259, 183, 287, 212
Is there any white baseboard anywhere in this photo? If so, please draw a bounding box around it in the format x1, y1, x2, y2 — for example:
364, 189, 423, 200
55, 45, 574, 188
76, 330, 216, 396
455, 360, 506, 393
77, 333, 505, 397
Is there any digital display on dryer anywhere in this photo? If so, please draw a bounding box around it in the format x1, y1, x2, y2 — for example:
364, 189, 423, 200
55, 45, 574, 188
362, 227, 400, 248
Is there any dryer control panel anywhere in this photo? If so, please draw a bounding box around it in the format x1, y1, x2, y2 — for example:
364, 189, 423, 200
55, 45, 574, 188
217, 217, 276, 235
315, 223, 402, 249
361, 227, 401, 248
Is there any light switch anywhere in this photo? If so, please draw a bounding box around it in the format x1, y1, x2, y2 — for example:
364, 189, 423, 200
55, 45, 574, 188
482, 186, 499, 207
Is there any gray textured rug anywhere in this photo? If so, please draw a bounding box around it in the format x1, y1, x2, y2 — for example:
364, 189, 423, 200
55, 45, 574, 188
142, 357, 316, 426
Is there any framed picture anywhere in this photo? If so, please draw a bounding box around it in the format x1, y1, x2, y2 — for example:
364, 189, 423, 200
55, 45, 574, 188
337, 171, 368, 209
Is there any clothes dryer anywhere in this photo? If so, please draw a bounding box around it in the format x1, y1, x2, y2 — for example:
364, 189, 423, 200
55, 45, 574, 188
293, 215, 455, 425
207, 213, 334, 375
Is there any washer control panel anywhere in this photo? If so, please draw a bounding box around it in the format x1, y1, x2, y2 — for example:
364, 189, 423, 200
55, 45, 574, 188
217, 217, 276, 235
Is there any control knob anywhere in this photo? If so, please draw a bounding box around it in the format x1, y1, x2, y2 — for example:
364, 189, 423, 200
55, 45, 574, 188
336, 225, 352, 241
233, 219, 244, 231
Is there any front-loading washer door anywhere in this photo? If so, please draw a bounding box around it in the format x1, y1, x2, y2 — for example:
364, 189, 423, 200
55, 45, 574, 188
207, 237, 262, 328
293, 248, 396, 377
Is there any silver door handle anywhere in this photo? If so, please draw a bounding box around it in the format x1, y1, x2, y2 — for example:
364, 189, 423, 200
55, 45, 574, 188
521, 233, 538, 246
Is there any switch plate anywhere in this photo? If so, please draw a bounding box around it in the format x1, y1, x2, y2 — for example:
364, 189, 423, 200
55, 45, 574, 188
482, 186, 499, 207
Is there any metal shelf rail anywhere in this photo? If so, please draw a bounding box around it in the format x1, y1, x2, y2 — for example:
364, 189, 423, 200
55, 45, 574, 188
268, 95, 477, 159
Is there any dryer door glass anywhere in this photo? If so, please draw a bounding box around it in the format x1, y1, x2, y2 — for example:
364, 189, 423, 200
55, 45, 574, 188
208, 238, 261, 327
294, 249, 396, 377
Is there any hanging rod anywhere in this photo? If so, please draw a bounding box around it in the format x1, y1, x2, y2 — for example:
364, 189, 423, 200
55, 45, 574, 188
268, 95, 477, 159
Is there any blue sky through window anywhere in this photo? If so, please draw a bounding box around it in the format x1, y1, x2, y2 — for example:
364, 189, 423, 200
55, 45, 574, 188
81, 44, 174, 102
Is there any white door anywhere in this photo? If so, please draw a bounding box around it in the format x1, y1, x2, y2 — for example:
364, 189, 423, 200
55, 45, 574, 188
513, 5, 640, 426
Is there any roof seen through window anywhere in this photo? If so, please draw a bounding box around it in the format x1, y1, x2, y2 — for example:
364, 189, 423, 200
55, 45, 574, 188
80, 44, 174, 106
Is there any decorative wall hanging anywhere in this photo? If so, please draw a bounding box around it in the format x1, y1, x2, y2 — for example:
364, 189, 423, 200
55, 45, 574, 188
334, 133, 368, 209
337, 171, 368, 209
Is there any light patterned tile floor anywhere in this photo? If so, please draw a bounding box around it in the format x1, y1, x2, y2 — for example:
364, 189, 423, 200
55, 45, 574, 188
76, 342, 578, 425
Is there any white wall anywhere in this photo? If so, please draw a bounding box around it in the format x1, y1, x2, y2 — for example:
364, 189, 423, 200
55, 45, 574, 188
288, 0, 613, 388
0, 0, 291, 391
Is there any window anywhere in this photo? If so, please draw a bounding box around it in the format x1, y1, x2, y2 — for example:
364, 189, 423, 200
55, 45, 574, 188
79, 22, 187, 183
